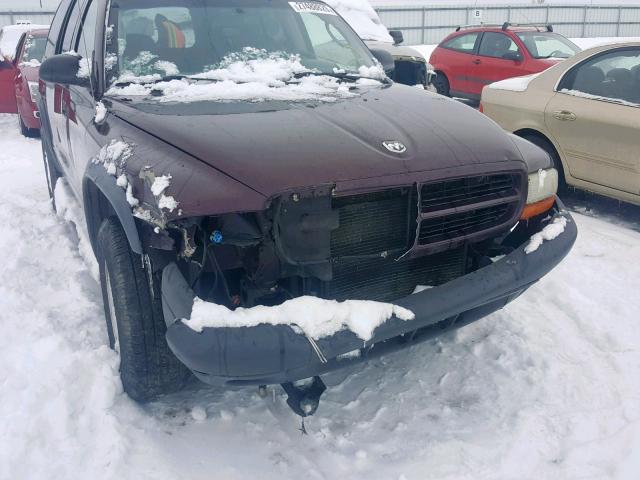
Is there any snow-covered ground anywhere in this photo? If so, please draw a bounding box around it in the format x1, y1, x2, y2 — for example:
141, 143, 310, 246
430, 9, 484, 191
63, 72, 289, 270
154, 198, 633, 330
1, 113, 639, 479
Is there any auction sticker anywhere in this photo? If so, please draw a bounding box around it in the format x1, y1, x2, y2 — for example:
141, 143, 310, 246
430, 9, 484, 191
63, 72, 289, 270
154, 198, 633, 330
289, 2, 337, 15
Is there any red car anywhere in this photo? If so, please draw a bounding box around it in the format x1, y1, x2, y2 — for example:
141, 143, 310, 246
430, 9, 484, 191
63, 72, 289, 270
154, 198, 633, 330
0, 24, 48, 115
430, 23, 580, 102
13, 28, 49, 136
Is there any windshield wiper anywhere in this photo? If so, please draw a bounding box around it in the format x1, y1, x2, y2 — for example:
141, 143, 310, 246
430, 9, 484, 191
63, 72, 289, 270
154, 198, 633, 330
114, 74, 217, 87
292, 70, 391, 84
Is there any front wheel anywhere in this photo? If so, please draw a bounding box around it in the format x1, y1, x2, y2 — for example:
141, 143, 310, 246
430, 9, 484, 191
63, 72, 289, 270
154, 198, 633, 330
19, 114, 39, 138
97, 217, 190, 401
433, 72, 450, 97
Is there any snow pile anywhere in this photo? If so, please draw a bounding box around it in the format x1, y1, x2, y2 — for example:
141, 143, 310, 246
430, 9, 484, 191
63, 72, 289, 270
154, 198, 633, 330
183, 296, 415, 341
77, 57, 91, 79
488, 72, 542, 92
525, 216, 568, 254
150, 174, 178, 213
560, 88, 639, 107
324, 0, 394, 43
107, 48, 385, 103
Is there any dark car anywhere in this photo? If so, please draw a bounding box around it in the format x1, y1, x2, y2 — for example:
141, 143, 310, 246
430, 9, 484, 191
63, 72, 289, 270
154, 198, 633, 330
14, 28, 49, 136
430, 23, 580, 102
38, 0, 575, 416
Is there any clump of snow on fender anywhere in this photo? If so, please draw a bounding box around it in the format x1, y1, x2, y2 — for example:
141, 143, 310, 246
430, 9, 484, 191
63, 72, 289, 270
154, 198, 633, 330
525, 216, 568, 254
94, 101, 107, 124
183, 296, 415, 342
149, 174, 178, 212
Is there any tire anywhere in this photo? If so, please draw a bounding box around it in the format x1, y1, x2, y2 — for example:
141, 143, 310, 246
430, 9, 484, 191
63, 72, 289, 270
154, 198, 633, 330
97, 217, 190, 401
19, 114, 39, 138
433, 72, 450, 97
521, 133, 566, 190
41, 139, 60, 212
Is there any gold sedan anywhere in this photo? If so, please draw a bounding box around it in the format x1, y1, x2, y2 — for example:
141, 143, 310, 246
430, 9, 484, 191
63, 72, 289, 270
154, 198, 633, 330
480, 42, 640, 205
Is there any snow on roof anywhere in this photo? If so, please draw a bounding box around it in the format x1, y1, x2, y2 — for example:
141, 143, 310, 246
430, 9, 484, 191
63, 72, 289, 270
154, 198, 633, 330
0, 24, 49, 60
323, 0, 393, 43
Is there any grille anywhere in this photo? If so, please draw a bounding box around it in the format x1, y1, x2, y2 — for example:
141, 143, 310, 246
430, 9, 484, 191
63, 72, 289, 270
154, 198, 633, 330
418, 204, 511, 245
418, 173, 523, 248
330, 188, 413, 258
421, 173, 518, 212
326, 248, 466, 303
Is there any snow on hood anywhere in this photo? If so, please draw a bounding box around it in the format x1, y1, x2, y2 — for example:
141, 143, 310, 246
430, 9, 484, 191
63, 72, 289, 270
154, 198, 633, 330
183, 296, 415, 341
0, 24, 49, 60
319, 0, 393, 43
107, 48, 386, 103
487, 72, 542, 92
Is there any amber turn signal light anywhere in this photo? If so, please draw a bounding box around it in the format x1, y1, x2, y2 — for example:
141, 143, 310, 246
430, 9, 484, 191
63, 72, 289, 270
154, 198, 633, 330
520, 195, 556, 220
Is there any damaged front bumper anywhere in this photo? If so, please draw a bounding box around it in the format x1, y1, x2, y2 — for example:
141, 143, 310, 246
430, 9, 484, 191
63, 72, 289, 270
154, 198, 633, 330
162, 200, 577, 386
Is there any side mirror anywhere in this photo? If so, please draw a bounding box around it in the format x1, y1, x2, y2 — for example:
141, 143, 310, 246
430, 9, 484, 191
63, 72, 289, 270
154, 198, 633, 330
503, 51, 523, 62
389, 30, 404, 45
369, 48, 395, 78
0, 58, 13, 71
39, 54, 90, 86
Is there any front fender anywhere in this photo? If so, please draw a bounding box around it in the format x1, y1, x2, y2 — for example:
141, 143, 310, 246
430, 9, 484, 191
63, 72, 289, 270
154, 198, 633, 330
83, 162, 143, 254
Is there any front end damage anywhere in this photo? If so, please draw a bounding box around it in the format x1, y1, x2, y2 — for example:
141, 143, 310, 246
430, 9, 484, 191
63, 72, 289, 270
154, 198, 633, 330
146, 169, 576, 415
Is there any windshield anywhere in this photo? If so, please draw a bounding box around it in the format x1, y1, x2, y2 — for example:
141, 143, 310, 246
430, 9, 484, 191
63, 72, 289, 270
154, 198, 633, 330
107, 0, 378, 82
21, 35, 47, 64
516, 32, 580, 59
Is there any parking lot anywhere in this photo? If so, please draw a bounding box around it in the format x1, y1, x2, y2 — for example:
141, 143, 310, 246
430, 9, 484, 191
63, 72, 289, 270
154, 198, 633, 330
1, 113, 639, 479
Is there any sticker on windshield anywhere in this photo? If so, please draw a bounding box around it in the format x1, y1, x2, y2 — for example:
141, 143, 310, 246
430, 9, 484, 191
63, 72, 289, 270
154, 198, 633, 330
289, 2, 337, 15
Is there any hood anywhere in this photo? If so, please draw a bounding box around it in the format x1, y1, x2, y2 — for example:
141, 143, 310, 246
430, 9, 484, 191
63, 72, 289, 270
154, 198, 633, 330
364, 40, 426, 62
18, 62, 40, 81
110, 85, 527, 198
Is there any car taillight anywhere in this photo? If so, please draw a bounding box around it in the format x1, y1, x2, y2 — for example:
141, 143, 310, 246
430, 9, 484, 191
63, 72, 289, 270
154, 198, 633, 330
478, 103, 484, 113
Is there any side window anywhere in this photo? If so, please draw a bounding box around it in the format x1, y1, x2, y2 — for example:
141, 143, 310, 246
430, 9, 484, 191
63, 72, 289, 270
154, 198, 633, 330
46, 0, 73, 57
442, 33, 479, 54
60, 0, 81, 53
562, 48, 640, 105
76, 0, 99, 76
478, 32, 518, 59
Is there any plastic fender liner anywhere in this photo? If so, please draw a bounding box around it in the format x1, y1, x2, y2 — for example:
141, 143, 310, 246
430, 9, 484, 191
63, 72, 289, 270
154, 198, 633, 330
84, 162, 143, 255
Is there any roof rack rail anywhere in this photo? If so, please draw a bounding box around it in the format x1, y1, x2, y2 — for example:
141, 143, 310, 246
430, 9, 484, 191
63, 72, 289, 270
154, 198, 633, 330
501, 22, 553, 32
455, 24, 503, 32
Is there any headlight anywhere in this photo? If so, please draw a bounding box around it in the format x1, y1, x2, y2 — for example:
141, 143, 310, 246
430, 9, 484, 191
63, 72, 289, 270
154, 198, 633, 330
28, 81, 40, 103
521, 168, 558, 220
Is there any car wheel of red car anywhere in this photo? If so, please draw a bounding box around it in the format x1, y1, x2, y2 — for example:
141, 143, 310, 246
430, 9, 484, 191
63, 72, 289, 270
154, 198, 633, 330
19, 114, 39, 138
97, 217, 190, 402
433, 72, 450, 97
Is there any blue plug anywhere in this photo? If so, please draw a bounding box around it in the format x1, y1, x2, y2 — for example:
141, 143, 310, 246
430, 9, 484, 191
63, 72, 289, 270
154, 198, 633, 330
211, 230, 223, 244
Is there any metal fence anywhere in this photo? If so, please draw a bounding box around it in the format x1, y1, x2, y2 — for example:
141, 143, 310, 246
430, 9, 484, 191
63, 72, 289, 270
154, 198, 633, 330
375, 4, 640, 45
0, 11, 55, 29
2, 4, 640, 45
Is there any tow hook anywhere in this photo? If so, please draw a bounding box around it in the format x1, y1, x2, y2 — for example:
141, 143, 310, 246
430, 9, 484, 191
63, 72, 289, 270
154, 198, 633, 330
281, 376, 326, 418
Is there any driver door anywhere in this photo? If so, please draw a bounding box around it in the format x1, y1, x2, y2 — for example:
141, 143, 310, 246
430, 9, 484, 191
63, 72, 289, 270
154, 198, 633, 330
0, 56, 18, 113
545, 47, 640, 196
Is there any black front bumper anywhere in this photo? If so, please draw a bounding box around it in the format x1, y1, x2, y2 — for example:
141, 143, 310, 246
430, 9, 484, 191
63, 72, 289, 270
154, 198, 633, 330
162, 201, 577, 386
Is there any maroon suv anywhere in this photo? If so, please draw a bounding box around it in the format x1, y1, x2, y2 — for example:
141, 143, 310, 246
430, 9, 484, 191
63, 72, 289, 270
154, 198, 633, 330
37, 0, 575, 416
